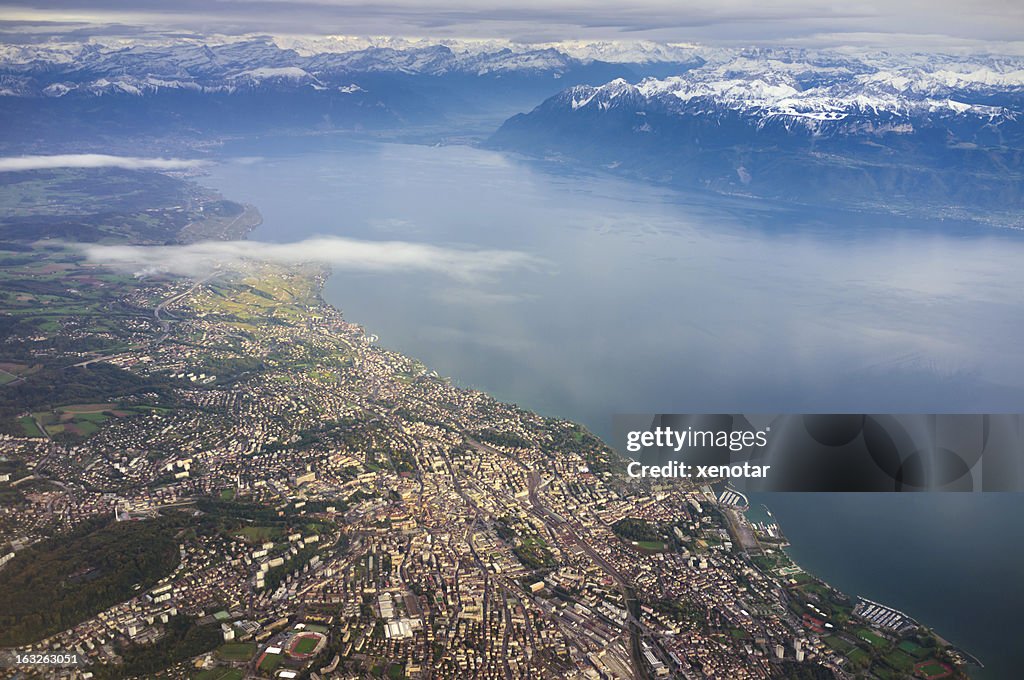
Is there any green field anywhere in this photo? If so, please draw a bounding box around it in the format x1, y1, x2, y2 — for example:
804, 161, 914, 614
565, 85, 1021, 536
258, 651, 283, 673
847, 647, 871, 667
915, 660, 952, 679
898, 640, 928, 658
824, 635, 854, 654
71, 419, 100, 436
17, 416, 43, 437
635, 540, 667, 551
292, 635, 320, 654
194, 668, 245, 680
883, 648, 916, 672
28, 403, 118, 439
193, 274, 321, 328
857, 628, 888, 648
217, 642, 256, 660
59, 403, 116, 413
236, 525, 284, 543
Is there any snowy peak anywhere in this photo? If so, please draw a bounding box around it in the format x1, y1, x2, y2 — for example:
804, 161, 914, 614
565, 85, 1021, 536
228, 66, 322, 88
556, 79, 645, 110
539, 50, 1024, 136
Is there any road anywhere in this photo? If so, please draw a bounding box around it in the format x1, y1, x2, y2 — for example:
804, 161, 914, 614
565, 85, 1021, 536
154, 271, 221, 344
72, 271, 221, 367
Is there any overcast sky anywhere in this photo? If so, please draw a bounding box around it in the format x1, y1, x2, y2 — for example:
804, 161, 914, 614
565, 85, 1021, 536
0, 1, 1021, 49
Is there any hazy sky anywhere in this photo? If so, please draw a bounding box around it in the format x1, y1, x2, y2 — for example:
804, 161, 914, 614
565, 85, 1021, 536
0, 1, 1021, 49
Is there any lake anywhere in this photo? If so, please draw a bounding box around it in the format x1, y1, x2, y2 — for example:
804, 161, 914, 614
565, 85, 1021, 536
202, 135, 1024, 677
751, 492, 1023, 680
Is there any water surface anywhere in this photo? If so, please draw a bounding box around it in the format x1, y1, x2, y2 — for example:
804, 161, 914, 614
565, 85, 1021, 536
753, 493, 1023, 679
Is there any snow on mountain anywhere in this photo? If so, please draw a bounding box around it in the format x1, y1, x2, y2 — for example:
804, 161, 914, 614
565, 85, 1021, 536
42, 82, 73, 97
858, 66, 1024, 94
550, 49, 1023, 136
487, 48, 1024, 215
45, 75, 223, 97
271, 35, 519, 58
271, 35, 703, 65
229, 66, 321, 84
1, 36, 1021, 139
0, 35, 703, 97
302, 44, 592, 77
538, 40, 702, 64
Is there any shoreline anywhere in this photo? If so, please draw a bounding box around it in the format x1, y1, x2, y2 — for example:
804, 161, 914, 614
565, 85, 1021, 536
746, 499, 983, 674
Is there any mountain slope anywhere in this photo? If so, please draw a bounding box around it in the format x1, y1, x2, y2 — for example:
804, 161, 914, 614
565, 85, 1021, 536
488, 49, 1024, 215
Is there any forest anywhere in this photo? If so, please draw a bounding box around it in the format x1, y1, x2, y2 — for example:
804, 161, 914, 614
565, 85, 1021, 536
0, 515, 181, 646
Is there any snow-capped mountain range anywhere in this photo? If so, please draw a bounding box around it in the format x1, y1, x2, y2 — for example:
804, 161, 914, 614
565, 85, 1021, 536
3, 36, 1019, 136
544, 49, 1024, 135
489, 48, 1024, 214
0, 36, 704, 98
1, 35, 699, 145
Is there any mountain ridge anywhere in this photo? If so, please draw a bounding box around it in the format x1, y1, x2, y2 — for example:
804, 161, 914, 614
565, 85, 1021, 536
487, 49, 1024, 216
0, 37, 706, 98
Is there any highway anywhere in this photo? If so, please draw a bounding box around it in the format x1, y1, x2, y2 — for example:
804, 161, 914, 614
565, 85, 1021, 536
72, 271, 221, 367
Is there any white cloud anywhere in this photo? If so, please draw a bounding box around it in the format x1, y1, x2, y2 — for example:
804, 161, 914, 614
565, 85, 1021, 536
80, 236, 543, 282
0, 154, 206, 172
